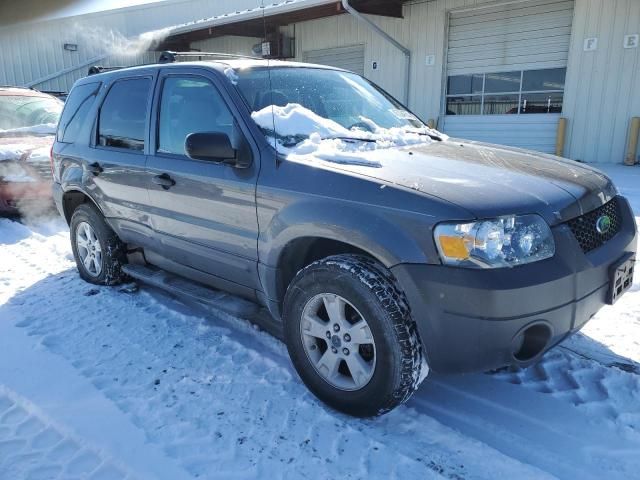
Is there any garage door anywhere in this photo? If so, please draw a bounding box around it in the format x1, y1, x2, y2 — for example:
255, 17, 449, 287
442, 0, 575, 153
303, 45, 365, 76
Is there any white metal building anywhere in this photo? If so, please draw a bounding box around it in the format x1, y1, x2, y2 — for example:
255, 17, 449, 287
0, 0, 638, 164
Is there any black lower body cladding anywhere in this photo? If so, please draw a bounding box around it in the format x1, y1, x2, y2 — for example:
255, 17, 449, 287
392, 196, 637, 374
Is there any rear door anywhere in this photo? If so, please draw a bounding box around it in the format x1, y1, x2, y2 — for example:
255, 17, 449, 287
146, 68, 261, 291
84, 74, 155, 243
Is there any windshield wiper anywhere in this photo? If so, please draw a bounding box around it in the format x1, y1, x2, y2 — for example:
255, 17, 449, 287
406, 130, 444, 141
325, 136, 377, 143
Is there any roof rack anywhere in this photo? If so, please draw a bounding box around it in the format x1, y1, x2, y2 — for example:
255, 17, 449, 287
158, 50, 261, 64
87, 66, 127, 76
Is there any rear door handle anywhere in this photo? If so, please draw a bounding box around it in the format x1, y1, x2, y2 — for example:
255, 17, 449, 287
86, 162, 103, 175
152, 173, 175, 189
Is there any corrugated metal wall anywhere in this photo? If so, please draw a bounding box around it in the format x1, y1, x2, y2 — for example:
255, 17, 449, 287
562, 0, 640, 164
283, 0, 503, 125
286, 0, 638, 163
1, 0, 637, 163
191, 36, 261, 57
0, 0, 263, 91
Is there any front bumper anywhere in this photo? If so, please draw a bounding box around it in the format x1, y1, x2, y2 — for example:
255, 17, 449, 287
392, 196, 637, 374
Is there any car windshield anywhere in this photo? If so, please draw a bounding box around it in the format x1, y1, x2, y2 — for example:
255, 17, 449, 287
0, 94, 63, 134
233, 67, 443, 156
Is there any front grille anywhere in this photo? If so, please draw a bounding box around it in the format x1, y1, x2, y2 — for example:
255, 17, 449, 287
567, 198, 622, 253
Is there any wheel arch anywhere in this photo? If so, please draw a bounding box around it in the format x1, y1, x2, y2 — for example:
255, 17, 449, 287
61, 189, 103, 225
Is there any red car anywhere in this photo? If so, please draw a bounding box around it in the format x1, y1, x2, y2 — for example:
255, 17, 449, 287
0, 87, 63, 215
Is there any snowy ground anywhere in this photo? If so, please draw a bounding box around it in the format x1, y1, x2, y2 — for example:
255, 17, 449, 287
1, 165, 639, 480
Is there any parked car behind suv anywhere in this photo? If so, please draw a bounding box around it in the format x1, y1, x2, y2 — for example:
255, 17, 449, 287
51, 53, 636, 417
0, 87, 62, 215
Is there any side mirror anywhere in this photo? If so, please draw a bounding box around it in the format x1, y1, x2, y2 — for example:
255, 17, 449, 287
185, 131, 237, 164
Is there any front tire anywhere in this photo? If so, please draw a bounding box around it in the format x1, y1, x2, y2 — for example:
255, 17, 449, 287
283, 254, 427, 417
70, 203, 127, 285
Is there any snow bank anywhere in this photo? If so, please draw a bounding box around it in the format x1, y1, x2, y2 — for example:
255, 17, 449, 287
0, 123, 57, 136
251, 103, 444, 167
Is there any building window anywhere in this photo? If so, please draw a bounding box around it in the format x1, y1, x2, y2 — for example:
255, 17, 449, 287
446, 68, 566, 116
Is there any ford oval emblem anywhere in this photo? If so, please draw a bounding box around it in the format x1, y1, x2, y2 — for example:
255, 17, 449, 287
596, 215, 612, 234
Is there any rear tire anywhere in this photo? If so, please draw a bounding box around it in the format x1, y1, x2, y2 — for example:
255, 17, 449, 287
70, 203, 127, 285
283, 254, 427, 417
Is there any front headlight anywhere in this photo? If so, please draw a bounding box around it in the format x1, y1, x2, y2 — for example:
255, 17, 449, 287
434, 214, 555, 268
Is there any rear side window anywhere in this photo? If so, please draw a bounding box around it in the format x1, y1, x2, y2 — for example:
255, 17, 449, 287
98, 77, 150, 151
57, 82, 101, 143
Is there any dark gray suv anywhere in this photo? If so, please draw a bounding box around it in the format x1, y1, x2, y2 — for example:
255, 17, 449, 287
51, 53, 636, 416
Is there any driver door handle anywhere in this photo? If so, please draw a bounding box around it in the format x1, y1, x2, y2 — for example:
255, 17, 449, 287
152, 173, 175, 189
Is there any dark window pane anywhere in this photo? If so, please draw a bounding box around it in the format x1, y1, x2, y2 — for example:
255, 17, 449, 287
521, 92, 563, 114
484, 71, 521, 93
446, 96, 482, 115
57, 82, 100, 143
98, 78, 150, 151
158, 77, 234, 156
447, 74, 483, 95
483, 94, 520, 115
522, 68, 566, 92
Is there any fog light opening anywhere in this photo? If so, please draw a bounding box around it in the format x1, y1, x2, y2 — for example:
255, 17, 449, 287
512, 324, 552, 362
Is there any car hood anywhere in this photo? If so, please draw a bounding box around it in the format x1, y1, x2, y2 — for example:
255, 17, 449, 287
0, 135, 54, 162
318, 139, 617, 225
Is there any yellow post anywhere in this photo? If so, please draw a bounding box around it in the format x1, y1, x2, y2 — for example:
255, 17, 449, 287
625, 117, 640, 166
555, 117, 567, 157
427, 118, 436, 129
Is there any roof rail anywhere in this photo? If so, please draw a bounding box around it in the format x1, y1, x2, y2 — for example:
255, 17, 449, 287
158, 50, 261, 64
87, 66, 126, 76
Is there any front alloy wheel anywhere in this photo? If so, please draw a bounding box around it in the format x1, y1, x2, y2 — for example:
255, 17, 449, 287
301, 293, 376, 391
283, 254, 427, 417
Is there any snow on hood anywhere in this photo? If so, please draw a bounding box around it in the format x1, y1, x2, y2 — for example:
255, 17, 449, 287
0, 123, 57, 136
251, 103, 445, 167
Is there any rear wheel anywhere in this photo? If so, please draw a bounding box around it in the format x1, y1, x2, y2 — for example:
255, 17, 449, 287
283, 254, 427, 417
70, 203, 127, 285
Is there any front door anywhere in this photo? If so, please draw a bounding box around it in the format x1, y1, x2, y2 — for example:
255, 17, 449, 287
146, 70, 260, 291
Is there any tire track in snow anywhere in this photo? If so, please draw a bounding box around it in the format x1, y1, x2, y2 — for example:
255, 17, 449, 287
0, 387, 133, 480
1, 261, 549, 480
411, 347, 640, 480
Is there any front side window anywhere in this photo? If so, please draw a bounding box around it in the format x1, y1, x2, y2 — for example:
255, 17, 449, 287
98, 78, 150, 151
157, 76, 234, 156
446, 68, 566, 116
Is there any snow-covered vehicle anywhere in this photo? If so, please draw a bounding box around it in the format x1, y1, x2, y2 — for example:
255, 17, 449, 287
0, 87, 62, 215
51, 52, 636, 417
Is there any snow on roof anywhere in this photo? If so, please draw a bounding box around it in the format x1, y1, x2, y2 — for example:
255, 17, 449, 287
166, 0, 336, 37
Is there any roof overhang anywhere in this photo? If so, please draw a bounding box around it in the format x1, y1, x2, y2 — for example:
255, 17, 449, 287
160, 0, 404, 50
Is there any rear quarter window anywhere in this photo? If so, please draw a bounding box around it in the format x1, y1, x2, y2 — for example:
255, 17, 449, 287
57, 82, 101, 143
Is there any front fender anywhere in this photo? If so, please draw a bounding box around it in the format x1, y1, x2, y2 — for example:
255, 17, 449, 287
259, 198, 433, 268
